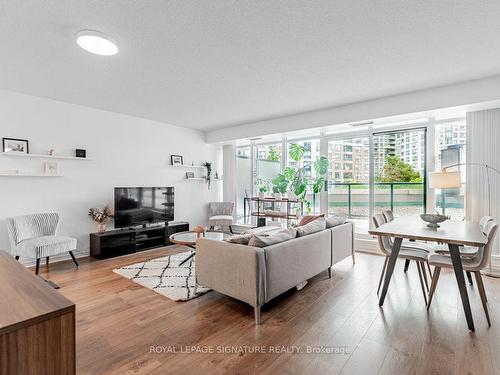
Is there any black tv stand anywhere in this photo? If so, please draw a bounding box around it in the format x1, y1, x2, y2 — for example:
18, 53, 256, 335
90, 221, 189, 259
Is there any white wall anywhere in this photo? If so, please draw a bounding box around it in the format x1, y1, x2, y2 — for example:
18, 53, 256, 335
0, 90, 222, 263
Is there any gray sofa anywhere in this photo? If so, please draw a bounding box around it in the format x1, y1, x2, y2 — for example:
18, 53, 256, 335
196, 222, 354, 324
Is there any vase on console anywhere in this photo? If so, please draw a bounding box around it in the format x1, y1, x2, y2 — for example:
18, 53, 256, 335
88, 206, 114, 233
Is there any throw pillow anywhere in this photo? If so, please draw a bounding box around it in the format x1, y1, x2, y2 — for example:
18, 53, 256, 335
298, 214, 325, 226
225, 233, 253, 245
242, 226, 282, 235
248, 228, 297, 248
296, 217, 326, 237
326, 214, 347, 228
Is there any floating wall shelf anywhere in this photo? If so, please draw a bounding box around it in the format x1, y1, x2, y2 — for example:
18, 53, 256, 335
171, 164, 206, 169
0, 173, 63, 177
0, 152, 91, 161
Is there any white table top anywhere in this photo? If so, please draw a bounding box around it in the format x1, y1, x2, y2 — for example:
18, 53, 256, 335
369, 217, 487, 247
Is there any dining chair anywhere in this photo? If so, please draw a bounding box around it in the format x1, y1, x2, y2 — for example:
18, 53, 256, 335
427, 220, 498, 326
381, 209, 432, 275
373, 214, 431, 304
431, 216, 493, 285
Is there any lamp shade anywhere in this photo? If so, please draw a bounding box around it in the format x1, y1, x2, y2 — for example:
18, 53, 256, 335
429, 170, 461, 189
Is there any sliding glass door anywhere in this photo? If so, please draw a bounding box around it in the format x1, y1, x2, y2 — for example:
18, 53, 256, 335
327, 136, 370, 232
327, 127, 426, 234
373, 128, 426, 217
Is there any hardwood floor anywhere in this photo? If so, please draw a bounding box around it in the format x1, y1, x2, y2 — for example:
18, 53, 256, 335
34, 247, 500, 375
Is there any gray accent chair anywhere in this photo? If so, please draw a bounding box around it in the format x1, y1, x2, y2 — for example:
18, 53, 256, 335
7, 213, 78, 274
427, 220, 498, 326
208, 202, 234, 233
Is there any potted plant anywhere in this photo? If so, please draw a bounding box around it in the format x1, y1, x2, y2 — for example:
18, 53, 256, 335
203, 161, 212, 189
88, 205, 114, 233
271, 144, 329, 213
255, 178, 270, 199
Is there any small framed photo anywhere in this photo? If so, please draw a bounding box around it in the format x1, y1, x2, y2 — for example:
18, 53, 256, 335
186, 171, 195, 179
2, 138, 29, 154
75, 149, 87, 158
44, 162, 58, 176
171, 154, 183, 166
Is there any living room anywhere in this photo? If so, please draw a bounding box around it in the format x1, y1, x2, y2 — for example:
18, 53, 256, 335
2, 1, 500, 374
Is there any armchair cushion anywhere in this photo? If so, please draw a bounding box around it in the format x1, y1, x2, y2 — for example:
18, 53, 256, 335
16, 235, 77, 259
208, 215, 233, 227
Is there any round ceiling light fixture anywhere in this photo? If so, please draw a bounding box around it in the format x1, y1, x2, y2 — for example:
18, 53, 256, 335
76, 30, 118, 56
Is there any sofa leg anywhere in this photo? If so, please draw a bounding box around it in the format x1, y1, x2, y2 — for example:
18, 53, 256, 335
254, 306, 261, 325
328, 267, 332, 279
229, 225, 233, 234
15, 256, 20, 261
35, 258, 41, 275
69, 251, 79, 268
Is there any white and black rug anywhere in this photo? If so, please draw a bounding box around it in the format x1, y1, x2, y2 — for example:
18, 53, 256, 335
113, 251, 210, 301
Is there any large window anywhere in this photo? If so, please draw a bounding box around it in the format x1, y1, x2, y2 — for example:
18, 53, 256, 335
435, 119, 466, 219
328, 137, 370, 226
373, 128, 426, 217
287, 139, 321, 213
255, 143, 281, 193
232, 116, 466, 229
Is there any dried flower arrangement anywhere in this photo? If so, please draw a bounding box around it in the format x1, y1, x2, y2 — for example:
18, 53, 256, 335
88, 205, 114, 233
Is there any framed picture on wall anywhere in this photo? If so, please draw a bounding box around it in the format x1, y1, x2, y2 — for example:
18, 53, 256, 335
2, 138, 29, 154
44, 162, 58, 176
171, 154, 183, 166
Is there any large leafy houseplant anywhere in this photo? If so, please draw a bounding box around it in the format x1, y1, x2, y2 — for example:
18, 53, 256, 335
271, 144, 329, 212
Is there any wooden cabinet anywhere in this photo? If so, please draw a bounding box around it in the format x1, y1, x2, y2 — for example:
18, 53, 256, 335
0, 250, 75, 375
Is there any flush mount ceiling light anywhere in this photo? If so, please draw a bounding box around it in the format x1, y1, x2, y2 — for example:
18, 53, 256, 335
76, 30, 118, 56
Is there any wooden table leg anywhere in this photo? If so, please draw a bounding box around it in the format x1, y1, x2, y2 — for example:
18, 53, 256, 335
448, 243, 475, 331
379, 237, 402, 306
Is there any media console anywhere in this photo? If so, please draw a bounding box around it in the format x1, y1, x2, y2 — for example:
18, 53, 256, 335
90, 221, 189, 259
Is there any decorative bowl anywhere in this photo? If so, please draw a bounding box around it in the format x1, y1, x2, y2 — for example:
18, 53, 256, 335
420, 214, 448, 228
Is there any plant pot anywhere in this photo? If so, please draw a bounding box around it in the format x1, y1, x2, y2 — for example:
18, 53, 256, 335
96, 222, 108, 233
258, 192, 265, 199
274, 192, 282, 200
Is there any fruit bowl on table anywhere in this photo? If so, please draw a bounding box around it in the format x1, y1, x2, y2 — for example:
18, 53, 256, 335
420, 213, 449, 228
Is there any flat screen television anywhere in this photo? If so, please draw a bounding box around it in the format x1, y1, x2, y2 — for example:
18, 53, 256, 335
114, 187, 174, 228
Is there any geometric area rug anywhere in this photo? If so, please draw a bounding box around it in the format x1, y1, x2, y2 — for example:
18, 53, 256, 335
113, 251, 210, 301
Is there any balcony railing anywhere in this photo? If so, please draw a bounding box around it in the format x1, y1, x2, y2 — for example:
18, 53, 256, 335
303, 181, 424, 218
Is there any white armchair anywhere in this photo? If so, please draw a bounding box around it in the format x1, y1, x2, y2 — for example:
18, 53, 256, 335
208, 202, 234, 233
7, 213, 78, 274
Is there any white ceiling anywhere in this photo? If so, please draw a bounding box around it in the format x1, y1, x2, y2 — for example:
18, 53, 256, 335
2, 1, 500, 131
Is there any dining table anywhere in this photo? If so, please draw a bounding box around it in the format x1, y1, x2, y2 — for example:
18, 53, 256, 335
369, 217, 488, 331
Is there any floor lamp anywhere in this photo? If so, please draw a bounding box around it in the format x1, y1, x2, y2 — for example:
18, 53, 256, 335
429, 163, 500, 278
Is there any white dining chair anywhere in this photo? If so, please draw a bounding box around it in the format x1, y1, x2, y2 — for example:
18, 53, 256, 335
427, 220, 498, 326
373, 214, 431, 304
381, 209, 432, 275
431, 215, 493, 285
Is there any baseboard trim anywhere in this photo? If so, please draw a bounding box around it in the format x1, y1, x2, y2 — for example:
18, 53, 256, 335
17, 250, 89, 267
354, 237, 380, 254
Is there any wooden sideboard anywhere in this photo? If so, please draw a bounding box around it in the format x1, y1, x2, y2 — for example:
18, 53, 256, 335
0, 250, 75, 374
